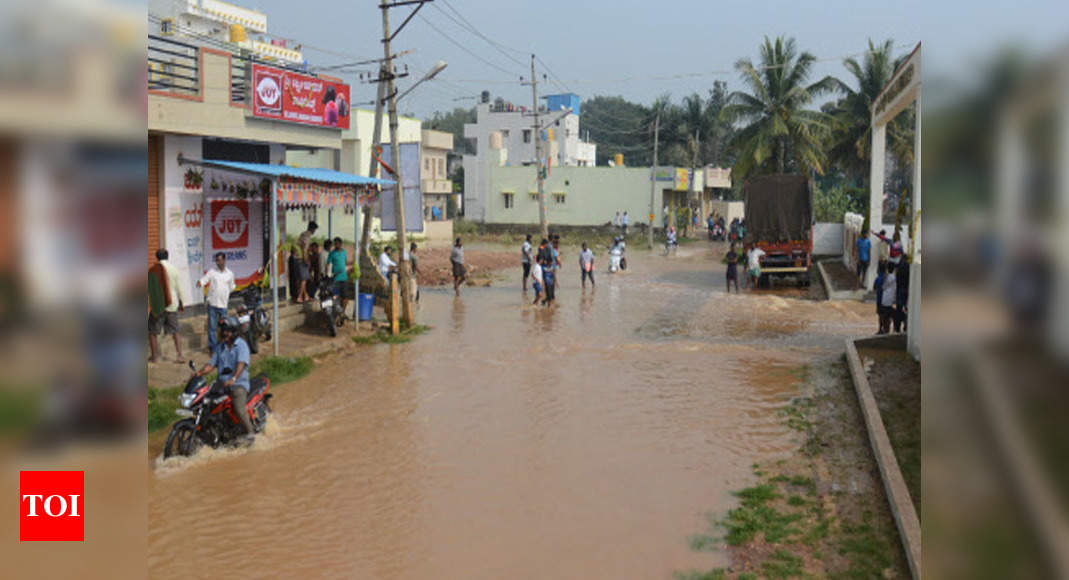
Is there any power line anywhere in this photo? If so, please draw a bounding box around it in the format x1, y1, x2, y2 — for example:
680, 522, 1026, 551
431, 1, 527, 69
416, 12, 525, 78
536, 55, 572, 94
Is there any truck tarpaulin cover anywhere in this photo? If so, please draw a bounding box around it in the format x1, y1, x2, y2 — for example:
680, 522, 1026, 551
743, 174, 812, 242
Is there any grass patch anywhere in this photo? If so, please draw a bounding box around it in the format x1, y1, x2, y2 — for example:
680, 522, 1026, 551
787, 495, 807, 507
148, 386, 184, 433
762, 550, 804, 579
832, 516, 894, 579
352, 324, 432, 346
0, 388, 42, 434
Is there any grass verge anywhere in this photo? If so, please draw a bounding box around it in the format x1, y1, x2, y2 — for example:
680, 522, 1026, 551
147, 356, 313, 433
352, 324, 431, 346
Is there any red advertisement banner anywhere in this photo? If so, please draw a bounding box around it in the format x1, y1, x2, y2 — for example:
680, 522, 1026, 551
251, 63, 350, 129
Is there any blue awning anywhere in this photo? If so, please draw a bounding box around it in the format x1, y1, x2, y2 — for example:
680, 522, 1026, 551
196, 159, 395, 186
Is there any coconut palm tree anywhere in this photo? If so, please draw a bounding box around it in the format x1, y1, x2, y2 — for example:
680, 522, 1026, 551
824, 39, 914, 183
721, 36, 840, 179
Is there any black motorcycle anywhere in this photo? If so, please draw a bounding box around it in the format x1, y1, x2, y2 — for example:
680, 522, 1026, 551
235, 285, 271, 353
317, 281, 345, 337
163, 361, 272, 459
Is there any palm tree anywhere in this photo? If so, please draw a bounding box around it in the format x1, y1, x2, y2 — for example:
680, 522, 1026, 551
721, 36, 840, 179
825, 39, 913, 183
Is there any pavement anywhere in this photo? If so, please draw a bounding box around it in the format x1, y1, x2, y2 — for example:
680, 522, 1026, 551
147, 315, 381, 389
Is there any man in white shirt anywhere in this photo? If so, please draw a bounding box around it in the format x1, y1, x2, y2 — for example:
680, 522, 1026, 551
148, 249, 186, 363
521, 234, 534, 291
747, 244, 766, 290
879, 266, 897, 334
378, 246, 397, 281
197, 252, 236, 353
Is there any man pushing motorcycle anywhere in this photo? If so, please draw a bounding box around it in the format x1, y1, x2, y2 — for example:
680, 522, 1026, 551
193, 316, 255, 442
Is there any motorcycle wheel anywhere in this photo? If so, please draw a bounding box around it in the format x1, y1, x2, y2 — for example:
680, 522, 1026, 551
620, 258, 627, 270
327, 308, 337, 337
247, 329, 259, 354
163, 419, 200, 459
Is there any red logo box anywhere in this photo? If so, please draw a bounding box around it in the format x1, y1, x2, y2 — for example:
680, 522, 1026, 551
19, 471, 84, 541
210, 200, 249, 249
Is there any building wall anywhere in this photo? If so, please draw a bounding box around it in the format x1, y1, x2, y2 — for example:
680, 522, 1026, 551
480, 164, 665, 226
148, 49, 341, 150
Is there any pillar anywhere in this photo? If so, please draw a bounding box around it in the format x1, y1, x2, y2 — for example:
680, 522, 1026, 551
867, 122, 886, 290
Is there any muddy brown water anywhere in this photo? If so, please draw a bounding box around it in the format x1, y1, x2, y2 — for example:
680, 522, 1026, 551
149, 242, 873, 579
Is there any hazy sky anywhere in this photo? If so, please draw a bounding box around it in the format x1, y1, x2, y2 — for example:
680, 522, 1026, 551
217, 0, 1066, 119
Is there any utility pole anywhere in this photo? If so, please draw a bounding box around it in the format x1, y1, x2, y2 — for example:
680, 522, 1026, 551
379, 0, 428, 329
648, 110, 660, 249
531, 55, 547, 240
360, 71, 386, 258
525, 54, 548, 240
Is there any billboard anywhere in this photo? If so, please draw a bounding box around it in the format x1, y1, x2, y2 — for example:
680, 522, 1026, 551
378, 142, 424, 232
251, 63, 351, 129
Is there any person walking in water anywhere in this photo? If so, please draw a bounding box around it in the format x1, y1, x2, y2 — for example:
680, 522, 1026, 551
746, 243, 766, 290
724, 242, 740, 293
451, 237, 467, 296
521, 233, 534, 291
579, 242, 595, 289
537, 238, 555, 305
530, 258, 544, 305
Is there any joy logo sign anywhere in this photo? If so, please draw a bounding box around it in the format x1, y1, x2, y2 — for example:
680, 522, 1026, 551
253, 68, 283, 116
20, 471, 84, 541
211, 201, 249, 249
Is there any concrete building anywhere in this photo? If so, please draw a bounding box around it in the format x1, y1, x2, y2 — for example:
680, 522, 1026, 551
148, 3, 360, 304
463, 92, 600, 222
420, 129, 454, 221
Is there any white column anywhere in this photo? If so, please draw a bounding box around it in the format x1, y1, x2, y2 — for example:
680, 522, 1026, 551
908, 96, 922, 360
867, 122, 886, 290
271, 182, 279, 357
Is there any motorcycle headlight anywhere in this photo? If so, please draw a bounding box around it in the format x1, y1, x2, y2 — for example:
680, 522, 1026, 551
178, 393, 197, 408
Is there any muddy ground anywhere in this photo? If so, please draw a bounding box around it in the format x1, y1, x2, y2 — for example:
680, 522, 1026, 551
859, 346, 921, 516
678, 358, 911, 579
412, 247, 517, 286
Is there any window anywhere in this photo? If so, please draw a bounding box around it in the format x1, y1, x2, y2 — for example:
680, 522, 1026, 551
302, 207, 317, 222
503, 193, 514, 209
424, 158, 430, 171
553, 193, 566, 204
522, 129, 531, 143
501, 129, 509, 139
438, 158, 445, 176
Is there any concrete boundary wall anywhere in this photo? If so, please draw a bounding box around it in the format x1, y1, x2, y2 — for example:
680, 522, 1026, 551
844, 334, 921, 579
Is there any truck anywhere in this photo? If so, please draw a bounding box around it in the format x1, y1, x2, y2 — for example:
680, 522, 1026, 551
742, 174, 813, 287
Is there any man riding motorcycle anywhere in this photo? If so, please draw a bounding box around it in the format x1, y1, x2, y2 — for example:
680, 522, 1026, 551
193, 316, 255, 442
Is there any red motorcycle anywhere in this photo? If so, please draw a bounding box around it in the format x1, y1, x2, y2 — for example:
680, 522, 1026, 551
163, 361, 272, 458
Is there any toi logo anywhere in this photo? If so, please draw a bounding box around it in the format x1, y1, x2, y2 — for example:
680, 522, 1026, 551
20, 471, 84, 541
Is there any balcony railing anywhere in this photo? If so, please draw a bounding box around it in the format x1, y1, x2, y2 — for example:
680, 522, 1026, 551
422, 178, 453, 194
148, 34, 200, 96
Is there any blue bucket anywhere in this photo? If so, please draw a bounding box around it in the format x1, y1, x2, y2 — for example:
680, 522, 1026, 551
357, 293, 375, 321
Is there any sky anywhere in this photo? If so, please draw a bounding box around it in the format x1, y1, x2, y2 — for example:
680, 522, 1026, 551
196, 0, 1067, 119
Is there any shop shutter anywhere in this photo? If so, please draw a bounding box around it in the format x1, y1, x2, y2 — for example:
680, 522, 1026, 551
148, 134, 161, 268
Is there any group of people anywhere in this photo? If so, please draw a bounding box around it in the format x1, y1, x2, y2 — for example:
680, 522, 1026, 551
722, 242, 766, 293
856, 228, 909, 334
290, 222, 352, 313
521, 234, 563, 306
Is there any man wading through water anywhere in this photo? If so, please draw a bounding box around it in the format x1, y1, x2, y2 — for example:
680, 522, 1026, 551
451, 237, 467, 296
521, 234, 534, 291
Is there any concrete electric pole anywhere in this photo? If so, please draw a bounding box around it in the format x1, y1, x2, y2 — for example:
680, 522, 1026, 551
525, 54, 548, 240
648, 111, 660, 250
379, 0, 430, 329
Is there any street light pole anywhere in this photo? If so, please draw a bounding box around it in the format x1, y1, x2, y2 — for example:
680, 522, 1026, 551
527, 55, 547, 240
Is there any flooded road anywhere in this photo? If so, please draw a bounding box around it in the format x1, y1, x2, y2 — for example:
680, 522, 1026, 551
148, 242, 873, 578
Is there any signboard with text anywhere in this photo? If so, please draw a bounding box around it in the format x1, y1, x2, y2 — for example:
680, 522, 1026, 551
251, 63, 350, 129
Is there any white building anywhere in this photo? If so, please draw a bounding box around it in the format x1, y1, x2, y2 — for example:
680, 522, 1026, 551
462, 92, 596, 222
149, 0, 304, 65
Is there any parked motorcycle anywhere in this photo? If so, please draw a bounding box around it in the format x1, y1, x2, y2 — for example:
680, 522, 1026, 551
235, 285, 271, 354
163, 361, 272, 459
318, 281, 345, 337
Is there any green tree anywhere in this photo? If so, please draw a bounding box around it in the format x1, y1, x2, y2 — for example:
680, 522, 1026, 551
721, 36, 840, 179
824, 39, 914, 184
425, 107, 476, 155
